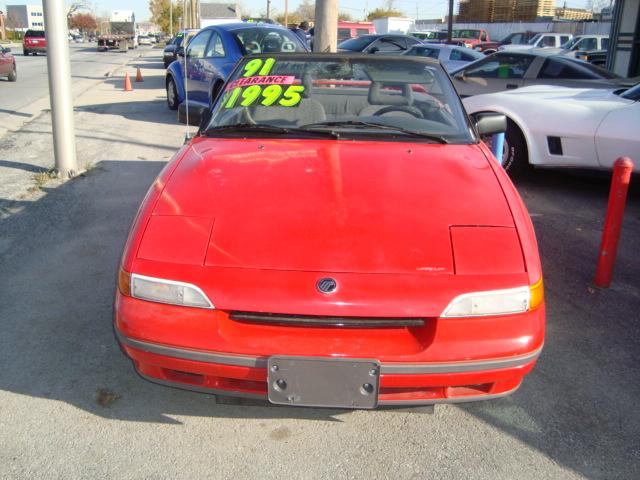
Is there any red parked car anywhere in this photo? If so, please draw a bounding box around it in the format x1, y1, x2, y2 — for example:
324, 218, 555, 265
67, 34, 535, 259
0, 46, 17, 81
23, 29, 47, 55
114, 54, 545, 408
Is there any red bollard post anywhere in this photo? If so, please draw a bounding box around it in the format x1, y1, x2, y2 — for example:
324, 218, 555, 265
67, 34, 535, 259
594, 157, 634, 288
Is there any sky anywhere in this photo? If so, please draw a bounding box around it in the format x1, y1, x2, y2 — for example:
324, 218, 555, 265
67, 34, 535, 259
1, 0, 598, 24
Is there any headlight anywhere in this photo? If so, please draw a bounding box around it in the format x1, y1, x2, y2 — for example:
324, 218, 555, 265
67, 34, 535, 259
119, 269, 214, 308
441, 280, 543, 318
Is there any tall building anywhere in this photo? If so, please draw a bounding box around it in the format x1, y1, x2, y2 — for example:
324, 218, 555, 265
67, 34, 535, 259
5, 4, 45, 31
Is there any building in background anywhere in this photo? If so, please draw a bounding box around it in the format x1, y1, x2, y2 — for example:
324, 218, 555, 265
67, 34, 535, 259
555, 7, 594, 20
5, 4, 44, 32
458, 0, 555, 22
200, 2, 240, 27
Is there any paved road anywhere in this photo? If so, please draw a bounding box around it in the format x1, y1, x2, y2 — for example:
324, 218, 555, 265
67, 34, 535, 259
0, 44, 153, 137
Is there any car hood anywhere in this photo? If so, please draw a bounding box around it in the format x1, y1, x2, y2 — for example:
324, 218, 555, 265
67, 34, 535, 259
152, 138, 515, 274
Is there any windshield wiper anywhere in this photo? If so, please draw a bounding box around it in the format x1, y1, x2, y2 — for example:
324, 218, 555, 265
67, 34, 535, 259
300, 120, 448, 144
204, 123, 340, 139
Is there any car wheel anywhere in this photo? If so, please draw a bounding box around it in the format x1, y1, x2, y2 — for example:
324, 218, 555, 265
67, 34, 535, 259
481, 118, 529, 178
8, 64, 17, 82
502, 119, 529, 178
23, 49, 29, 56
166, 77, 179, 110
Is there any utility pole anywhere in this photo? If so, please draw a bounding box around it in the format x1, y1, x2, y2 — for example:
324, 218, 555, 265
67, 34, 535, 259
169, 0, 173, 37
284, 0, 288, 26
266, 0, 271, 19
446, 0, 453, 42
42, 0, 78, 177
313, 0, 338, 52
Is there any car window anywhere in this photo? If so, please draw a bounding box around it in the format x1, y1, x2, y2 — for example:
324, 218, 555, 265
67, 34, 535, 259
560, 36, 571, 44
601, 38, 609, 50
457, 49, 480, 61
449, 48, 464, 61
186, 31, 212, 59
205, 31, 225, 57
464, 54, 534, 79
374, 38, 405, 52
538, 57, 618, 79
232, 27, 305, 54
528, 34, 542, 45
339, 35, 376, 51
338, 28, 351, 41
25, 30, 45, 37
576, 38, 597, 51
540, 36, 556, 47
356, 29, 370, 37
510, 33, 523, 44
407, 46, 440, 59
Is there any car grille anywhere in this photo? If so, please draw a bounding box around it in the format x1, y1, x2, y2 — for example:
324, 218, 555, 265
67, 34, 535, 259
228, 311, 426, 328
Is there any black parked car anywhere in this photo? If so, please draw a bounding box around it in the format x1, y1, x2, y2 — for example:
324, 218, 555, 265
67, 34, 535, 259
338, 34, 422, 55
162, 29, 198, 68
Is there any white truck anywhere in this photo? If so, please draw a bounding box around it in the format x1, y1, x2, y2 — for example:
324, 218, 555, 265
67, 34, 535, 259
372, 17, 414, 35
97, 10, 138, 52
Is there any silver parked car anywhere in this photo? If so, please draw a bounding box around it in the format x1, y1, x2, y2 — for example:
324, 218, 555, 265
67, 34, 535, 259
449, 49, 629, 97
403, 44, 485, 72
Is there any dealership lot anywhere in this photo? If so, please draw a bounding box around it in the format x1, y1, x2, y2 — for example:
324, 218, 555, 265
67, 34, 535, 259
0, 51, 639, 479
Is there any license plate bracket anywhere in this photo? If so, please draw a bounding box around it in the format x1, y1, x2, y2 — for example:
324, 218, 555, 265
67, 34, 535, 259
267, 356, 380, 409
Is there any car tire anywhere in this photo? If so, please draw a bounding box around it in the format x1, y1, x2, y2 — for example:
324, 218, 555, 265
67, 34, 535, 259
23, 49, 29, 56
166, 76, 179, 110
8, 64, 17, 82
503, 119, 529, 178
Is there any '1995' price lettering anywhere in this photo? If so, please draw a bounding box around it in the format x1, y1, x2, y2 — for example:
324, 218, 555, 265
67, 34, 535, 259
223, 84, 305, 108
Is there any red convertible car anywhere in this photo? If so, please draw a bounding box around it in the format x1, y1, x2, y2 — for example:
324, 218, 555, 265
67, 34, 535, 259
115, 54, 545, 408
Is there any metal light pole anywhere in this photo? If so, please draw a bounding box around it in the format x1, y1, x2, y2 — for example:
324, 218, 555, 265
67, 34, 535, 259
169, 0, 173, 37
42, 0, 78, 177
447, 0, 453, 42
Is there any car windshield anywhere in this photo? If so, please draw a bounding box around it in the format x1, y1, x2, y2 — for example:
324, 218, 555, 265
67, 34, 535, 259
528, 34, 542, 45
231, 27, 307, 54
620, 83, 640, 101
205, 55, 474, 144
338, 36, 376, 51
25, 30, 45, 38
562, 37, 581, 49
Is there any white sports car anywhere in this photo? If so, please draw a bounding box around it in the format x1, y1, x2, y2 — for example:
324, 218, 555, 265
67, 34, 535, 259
463, 83, 640, 176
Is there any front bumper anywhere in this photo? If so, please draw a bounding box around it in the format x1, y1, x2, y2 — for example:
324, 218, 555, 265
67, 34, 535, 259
115, 329, 541, 406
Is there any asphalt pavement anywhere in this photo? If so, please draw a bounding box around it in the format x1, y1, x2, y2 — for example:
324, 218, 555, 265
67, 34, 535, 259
0, 49, 639, 479
0, 43, 153, 138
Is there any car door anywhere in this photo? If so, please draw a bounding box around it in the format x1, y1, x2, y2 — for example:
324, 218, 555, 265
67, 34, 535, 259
184, 30, 213, 105
201, 30, 228, 105
0, 48, 10, 75
451, 53, 534, 97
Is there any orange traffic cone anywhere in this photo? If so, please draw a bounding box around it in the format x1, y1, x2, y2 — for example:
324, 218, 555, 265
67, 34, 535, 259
135, 67, 143, 82
123, 72, 133, 91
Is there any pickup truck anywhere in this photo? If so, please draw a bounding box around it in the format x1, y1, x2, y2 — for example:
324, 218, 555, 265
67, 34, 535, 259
499, 33, 573, 51
23, 29, 47, 55
452, 29, 489, 48
474, 31, 539, 54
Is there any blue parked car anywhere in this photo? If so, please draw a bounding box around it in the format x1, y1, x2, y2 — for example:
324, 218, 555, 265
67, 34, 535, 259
165, 23, 308, 111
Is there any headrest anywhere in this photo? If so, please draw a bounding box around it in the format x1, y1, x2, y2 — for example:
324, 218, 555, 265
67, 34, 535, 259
368, 82, 413, 106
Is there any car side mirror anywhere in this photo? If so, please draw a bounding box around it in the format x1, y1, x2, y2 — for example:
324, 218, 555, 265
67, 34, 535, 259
368, 46, 379, 54
177, 46, 185, 57
178, 103, 208, 127
471, 112, 507, 136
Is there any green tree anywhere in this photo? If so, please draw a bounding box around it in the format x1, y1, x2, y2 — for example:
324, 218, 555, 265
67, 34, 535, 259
338, 12, 353, 21
296, 0, 316, 21
150, 0, 184, 34
367, 7, 404, 20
